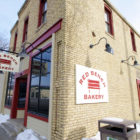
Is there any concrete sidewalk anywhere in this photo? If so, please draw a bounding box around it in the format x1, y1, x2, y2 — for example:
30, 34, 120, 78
0, 119, 24, 140
0, 125, 16, 140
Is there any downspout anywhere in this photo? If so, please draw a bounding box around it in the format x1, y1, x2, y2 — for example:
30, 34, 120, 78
48, 33, 55, 140
122, 21, 136, 120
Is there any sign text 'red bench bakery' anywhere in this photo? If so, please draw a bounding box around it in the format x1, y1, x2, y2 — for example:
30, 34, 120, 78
76, 64, 109, 104
0, 53, 20, 72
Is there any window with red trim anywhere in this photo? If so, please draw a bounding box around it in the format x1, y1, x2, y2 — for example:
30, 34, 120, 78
38, 0, 47, 27
105, 6, 114, 35
130, 30, 136, 52
22, 18, 29, 42
13, 32, 17, 52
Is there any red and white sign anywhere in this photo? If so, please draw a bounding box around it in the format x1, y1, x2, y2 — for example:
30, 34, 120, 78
0, 53, 20, 72
76, 64, 109, 104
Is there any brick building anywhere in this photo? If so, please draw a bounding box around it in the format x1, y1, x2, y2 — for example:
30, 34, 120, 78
1, 0, 140, 139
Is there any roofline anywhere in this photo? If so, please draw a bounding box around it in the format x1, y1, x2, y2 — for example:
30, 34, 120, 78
104, 0, 140, 38
10, 20, 18, 34
18, 0, 29, 17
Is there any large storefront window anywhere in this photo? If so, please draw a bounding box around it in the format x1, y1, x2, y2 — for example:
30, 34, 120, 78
5, 72, 15, 106
28, 47, 51, 117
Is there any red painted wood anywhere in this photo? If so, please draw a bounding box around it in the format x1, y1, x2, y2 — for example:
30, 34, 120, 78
28, 113, 48, 122
4, 106, 11, 109
22, 17, 29, 43
38, 0, 43, 27
24, 54, 32, 127
130, 30, 136, 52
26, 18, 62, 53
136, 80, 140, 107
13, 32, 18, 52
10, 78, 19, 118
17, 108, 25, 110
31, 42, 52, 57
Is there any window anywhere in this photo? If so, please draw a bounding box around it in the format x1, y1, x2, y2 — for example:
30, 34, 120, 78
38, 0, 47, 26
28, 47, 51, 118
22, 17, 29, 42
105, 6, 114, 35
130, 30, 136, 52
5, 73, 15, 106
13, 32, 17, 52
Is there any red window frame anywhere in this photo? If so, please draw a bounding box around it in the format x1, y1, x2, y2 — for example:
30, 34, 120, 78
136, 79, 140, 107
22, 17, 29, 43
13, 32, 18, 52
38, 0, 47, 27
104, 4, 114, 36
130, 30, 136, 52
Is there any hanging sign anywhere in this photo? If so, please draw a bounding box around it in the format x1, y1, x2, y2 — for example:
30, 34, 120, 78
0, 52, 20, 72
76, 64, 109, 104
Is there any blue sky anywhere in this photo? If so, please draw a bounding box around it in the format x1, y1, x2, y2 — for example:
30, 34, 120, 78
0, 0, 25, 41
0, 0, 140, 41
110, 0, 140, 34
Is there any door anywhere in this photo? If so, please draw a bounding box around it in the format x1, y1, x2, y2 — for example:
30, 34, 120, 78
11, 78, 27, 118
17, 79, 27, 109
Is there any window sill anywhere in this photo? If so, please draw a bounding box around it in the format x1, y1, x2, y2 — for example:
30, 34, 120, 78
36, 21, 47, 33
132, 50, 137, 55
105, 31, 115, 39
4, 105, 11, 109
27, 112, 48, 122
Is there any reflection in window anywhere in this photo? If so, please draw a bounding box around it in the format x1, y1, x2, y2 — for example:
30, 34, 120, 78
28, 47, 51, 117
5, 73, 15, 106
18, 81, 27, 108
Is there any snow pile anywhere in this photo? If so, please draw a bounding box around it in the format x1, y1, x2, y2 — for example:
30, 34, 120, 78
16, 129, 47, 140
0, 114, 9, 124
102, 117, 123, 122
136, 123, 140, 132
82, 132, 100, 140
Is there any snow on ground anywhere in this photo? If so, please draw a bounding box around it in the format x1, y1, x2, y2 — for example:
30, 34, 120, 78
16, 129, 47, 140
0, 114, 9, 124
136, 123, 140, 132
102, 117, 123, 122
82, 132, 100, 140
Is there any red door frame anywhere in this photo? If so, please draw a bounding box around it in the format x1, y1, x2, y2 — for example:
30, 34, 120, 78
10, 69, 28, 118
136, 79, 140, 107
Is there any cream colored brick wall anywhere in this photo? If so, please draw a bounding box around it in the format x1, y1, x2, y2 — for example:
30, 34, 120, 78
27, 116, 50, 139
8, 0, 140, 140
61, 0, 140, 139
16, 110, 25, 118
4, 108, 10, 115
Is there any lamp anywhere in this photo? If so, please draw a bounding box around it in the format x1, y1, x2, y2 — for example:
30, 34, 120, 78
121, 56, 139, 66
90, 37, 114, 55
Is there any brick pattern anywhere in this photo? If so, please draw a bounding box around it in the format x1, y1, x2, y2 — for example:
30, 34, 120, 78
7, 0, 140, 140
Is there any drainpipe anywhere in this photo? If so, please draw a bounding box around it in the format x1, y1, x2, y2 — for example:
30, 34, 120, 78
48, 33, 55, 140
122, 21, 136, 120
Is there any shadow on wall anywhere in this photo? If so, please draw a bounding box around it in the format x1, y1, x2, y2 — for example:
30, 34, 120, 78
66, 127, 86, 140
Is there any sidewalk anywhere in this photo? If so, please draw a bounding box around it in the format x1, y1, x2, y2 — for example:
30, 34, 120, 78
0, 119, 24, 140
0, 125, 16, 140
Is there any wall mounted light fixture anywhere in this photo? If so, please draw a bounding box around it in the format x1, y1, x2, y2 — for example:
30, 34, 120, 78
90, 37, 114, 55
121, 56, 139, 66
